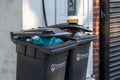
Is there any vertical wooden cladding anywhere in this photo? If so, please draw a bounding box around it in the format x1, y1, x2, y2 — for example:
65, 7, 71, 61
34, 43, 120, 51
109, 0, 120, 80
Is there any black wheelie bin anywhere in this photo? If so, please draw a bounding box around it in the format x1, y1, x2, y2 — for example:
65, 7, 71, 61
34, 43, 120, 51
48, 23, 96, 80
10, 28, 76, 80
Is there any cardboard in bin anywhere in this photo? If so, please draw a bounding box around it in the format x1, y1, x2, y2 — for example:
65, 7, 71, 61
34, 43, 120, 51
48, 23, 92, 32
47, 23, 96, 44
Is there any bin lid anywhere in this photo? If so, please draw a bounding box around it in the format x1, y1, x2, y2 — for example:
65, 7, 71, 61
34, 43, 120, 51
48, 23, 92, 32
66, 35, 96, 44
11, 28, 71, 37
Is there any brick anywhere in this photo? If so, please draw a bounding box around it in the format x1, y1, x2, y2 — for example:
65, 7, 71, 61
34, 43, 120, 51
93, 62, 99, 66
94, 70, 99, 76
93, 0, 100, 79
93, 52, 99, 55
94, 70, 99, 74
93, 16, 100, 19
94, 1, 100, 6
94, 44, 99, 47
93, 23, 100, 27
94, 32, 99, 36
93, 67, 99, 71
93, 27, 99, 30
94, 44, 99, 48
94, 0, 100, 2
93, 60, 99, 64
94, 36, 99, 40
93, 53, 99, 56
94, 72, 99, 80
94, 39, 99, 43
93, 55, 99, 59
94, 59, 99, 63
94, 73, 99, 77
94, 66, 99, 69
94, 50, 99, 54
94, 7, 100, 12
93, 69, 99, 73
94, 28, 99, 33
94, 49, 99, 53
93, 26, 99, 29
94, 17, 100, 22
94, 43, 99, 46
94, 13, 100, 17
94, 62, 99, 67
93, 22, 99, 27
93, 30, 99, 34
93, 0, 100, 2
94, 49, 99, 52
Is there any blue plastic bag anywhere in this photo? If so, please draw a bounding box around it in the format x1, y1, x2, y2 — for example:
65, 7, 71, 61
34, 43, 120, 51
31, 36, 64, 46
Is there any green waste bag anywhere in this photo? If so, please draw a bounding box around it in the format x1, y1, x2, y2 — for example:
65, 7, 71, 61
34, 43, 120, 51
31, 36, 64, 46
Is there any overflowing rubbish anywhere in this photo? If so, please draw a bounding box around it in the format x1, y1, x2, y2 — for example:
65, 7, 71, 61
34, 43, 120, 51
10, 23, 96, 80
74, 32, 86, 37
11, 27, 71, 46
31, 36, 64, 46
11, 27, 76, 80
47, 23, 96, 80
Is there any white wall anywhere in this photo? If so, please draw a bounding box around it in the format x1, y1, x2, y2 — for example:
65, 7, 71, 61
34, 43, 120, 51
0, 0, 94, 80
23, 0, 67, 28
23, 0, 45, 29
23, 0, 56, 29
0, 0, 22, 80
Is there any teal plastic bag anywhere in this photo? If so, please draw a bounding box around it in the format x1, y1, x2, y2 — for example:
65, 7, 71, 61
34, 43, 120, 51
31, 36, 64, 46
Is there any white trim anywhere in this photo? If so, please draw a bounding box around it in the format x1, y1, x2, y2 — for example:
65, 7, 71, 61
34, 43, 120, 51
68, 0, 94, 78
68, 0, 80, 20
56, 0, 68, 24
68, 16, 79, 20
86, 0, 94, 78
86, 77, 95, 80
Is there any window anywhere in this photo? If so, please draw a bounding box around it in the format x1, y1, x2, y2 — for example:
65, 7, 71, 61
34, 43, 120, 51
68, 0, 76, 16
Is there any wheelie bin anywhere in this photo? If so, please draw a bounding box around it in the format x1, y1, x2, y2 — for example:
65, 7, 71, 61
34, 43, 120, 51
10, 28, 76, 80
65, 35, 95, 80
48, 23, 96, 80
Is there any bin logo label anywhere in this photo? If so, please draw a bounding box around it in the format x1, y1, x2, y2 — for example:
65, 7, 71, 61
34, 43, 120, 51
51, 61, 66, 72
76, 53, 88, 61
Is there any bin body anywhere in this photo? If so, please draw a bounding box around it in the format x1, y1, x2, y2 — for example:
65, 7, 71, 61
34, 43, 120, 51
11, 25, 95, 80
47, 23, 96, 80
65, 43, 90, 80
16, 42, 72, 80
63, 35, 95, 80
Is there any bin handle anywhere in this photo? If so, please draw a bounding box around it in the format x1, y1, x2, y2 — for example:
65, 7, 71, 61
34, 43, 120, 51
41, 31, 55, 35
10, 32, 17, 43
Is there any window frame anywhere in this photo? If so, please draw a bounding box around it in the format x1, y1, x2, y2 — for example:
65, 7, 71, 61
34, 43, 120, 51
68, 0, 79, 20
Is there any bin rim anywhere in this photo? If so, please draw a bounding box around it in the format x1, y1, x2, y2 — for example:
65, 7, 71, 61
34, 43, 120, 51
15, 39, 77, 55
65, 35, 96, 44
48, 23, 92, 32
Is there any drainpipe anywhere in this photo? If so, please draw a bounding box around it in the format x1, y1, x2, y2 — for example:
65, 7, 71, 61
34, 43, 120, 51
42, 0, 48, 27
55, 0, 57, 24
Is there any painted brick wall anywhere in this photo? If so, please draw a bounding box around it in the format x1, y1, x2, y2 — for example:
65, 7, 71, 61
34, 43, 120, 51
93, 0, 100, 80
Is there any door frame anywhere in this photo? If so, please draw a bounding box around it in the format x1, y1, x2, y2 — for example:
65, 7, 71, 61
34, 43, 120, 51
100, 0, 110, 79
67, 0, 94, 78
